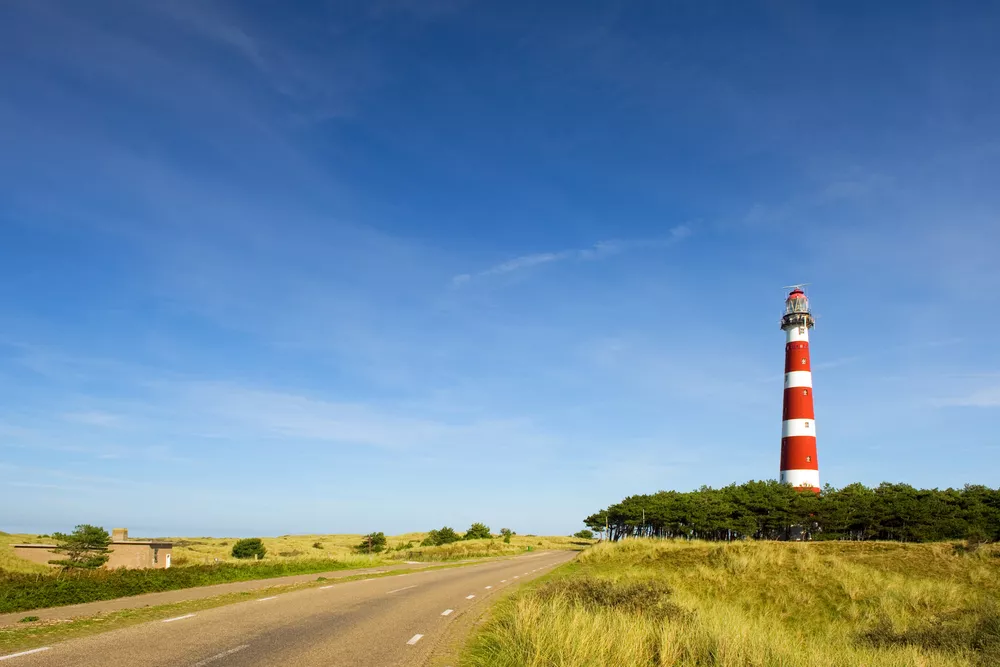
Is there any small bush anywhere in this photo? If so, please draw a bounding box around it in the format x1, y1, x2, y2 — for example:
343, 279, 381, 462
573, 530, 594, 540
421, 527, 461, 546
312, 542, 323, 549
19, 616, 39, 623
394, 541, 415, 551
465, 522, 492, 540
231, 538, 266, 560
355, 532, 387, 553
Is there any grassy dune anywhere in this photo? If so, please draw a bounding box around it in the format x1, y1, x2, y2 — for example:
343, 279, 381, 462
464, 539, 1000, 667
0, 531, 588, 573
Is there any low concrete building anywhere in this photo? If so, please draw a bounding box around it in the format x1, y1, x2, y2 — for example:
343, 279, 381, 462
14, 528, 173, 569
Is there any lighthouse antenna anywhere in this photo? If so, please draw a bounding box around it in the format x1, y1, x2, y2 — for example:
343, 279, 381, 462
781, 282, 811, 292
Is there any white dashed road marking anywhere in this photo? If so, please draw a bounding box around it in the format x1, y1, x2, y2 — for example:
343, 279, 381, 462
190, 645, 249, 667
513, 576, 519, 579
407, 634, 424, 645
257, 596, 277, 602
485, 585, 492, 589
441, 609, 454, 616
0, 648, 51, 662
163, 614, 196, 623
465, 594, 476, 599
387, 585, 417, 594
319, 585, 335, 590
501, 579, 507, 582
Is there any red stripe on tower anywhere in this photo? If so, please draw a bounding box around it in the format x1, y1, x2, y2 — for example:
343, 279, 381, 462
779, 287, 819, 493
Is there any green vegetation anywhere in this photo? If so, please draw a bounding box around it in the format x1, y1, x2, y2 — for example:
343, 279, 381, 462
231, 538, 267, 560
49, 525, 111, 570
586, 481, 1000, 541
18, 616, 38, 623
354, 532, 387, 554
573, 530, 594, 539
464, 522, 492, 540
0, 557, 374, 614
464, 539, 1000, 667
500, 528, 513, 544
421, 526, 462, 546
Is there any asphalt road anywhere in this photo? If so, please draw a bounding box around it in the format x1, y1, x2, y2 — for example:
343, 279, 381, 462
1, 550, 576, 666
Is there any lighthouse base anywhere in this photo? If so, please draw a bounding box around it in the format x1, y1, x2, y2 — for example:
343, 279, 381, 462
780, 468, 820, 493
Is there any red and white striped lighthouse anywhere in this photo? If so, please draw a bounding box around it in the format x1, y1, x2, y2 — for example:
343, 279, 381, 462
779, 286, 819, 492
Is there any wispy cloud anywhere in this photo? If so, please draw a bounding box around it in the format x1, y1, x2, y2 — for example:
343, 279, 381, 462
452, 225, 692, 286
61, 411, 123, 427
934, 386, 1000, 408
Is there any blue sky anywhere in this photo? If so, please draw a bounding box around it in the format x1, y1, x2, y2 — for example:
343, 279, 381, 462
1, 0, 998, 537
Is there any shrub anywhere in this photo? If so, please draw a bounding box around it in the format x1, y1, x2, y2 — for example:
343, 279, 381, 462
312, 542, 323, 549
573, 530, 594, 540
19, 616, 39, 623
394, 541, 415, 551
500, 528, 513, 544
231, 538, 266, 560
465, 522, 492, 540
421, 527, 461, 546
355, 532, 387, 553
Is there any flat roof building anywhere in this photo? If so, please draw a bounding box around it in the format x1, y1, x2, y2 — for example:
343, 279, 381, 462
14, 528, 173, 570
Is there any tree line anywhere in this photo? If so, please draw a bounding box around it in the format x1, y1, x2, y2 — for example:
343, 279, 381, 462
584, 481, 1000, 542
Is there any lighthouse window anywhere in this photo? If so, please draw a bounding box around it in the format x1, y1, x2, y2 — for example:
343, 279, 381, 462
802, 389, 808, 396
801, 359, 806, 365
804, 421, 810, 428
806, 456, 812, 463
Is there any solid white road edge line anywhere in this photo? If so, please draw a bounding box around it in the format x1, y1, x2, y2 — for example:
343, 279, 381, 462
162, 613, 196, 623
407, 634, 424, 645
0, 648, 51, 661
387, 585, 418, 594
190, 644, 249, 667
441, 609, 454, 616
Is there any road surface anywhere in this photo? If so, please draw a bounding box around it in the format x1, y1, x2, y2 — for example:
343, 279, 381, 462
1, 550, 576, 666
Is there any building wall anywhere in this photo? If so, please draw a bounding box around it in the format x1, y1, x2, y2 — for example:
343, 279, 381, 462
13, 543, 173, 569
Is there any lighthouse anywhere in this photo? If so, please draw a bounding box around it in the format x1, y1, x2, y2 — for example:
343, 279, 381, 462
780, 286, 820, 492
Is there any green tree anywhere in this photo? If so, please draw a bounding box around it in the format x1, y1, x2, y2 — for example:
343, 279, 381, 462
573, 529, 594, 539
464, 522, 492, 540
231, 538, 267, 560
355, 532, 387, 553
499, 528, 513, 544
49, 524, 111, 569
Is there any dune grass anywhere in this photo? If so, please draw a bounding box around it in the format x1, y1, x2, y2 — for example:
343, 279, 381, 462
0, 531, 587, 572
463, 539, 1000, 667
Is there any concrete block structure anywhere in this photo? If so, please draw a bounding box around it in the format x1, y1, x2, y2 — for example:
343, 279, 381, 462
14, 528, 173, 569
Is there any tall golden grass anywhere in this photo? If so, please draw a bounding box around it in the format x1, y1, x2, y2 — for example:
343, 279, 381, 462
464, 539, 1000, 666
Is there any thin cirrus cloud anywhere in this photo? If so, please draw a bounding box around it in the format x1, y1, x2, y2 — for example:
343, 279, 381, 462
452, 224, 692, 286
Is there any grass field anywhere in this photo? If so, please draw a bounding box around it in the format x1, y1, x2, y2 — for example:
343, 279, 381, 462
0, 532, 587, 573
463, 539, 1000, 667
